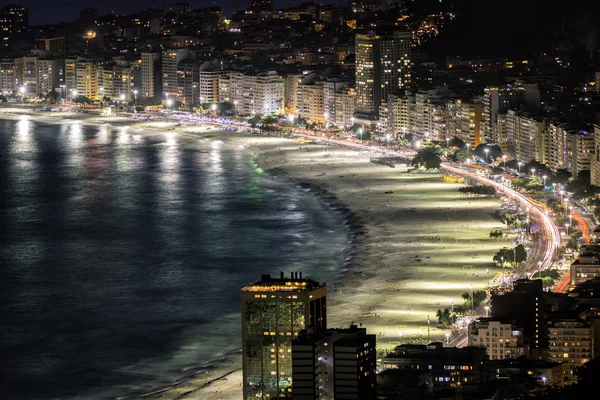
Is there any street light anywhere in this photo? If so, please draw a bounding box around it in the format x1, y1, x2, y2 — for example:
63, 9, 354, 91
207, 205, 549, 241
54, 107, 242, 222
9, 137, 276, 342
502, 155, 506, 169
542, 175, 547, 186
192, 85, 197, 106
484, 306, 489, 317
466, 143, 470, 153
166, 98, 173, 111
565, 223, 570, 235
133, 90, 138, 105
531, 168, 536, 176
446, 137, 450, 148
518, 161, 522, 174
358, 127, 363, 142
484, 148, 489, 163
445, 332, 450, 343
415, 140, 420, 149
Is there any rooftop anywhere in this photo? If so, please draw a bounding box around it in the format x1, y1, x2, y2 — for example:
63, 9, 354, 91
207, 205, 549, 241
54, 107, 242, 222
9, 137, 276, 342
241, 272, 324, 292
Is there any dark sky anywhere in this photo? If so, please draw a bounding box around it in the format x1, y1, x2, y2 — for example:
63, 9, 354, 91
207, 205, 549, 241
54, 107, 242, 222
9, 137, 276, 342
11, 0, 343, 25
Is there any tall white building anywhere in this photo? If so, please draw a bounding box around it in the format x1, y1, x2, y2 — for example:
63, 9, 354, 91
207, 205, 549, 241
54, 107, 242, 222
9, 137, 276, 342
323, 79, 349, 127
505, 110, 546, 163
230, 71, 284, 116
0, 59, 16, 93
36, 59, 61, 95
284, 73, 303, 115
162, 49, 189, 99
75, 59, 98, 100
454, 98, 483, 148
22, 56, 38, 96
482, 86, 525, 143
334, 87, 356, 128
545, 122, 594, 178
468, 319, 526, 361
298, 81, 324, 124
355, 30, 411, 125
141, 52, 161, 98
198, 63, 223, 104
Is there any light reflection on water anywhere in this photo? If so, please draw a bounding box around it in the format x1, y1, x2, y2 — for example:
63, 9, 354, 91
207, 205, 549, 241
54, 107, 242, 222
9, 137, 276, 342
0, 120, 349, 399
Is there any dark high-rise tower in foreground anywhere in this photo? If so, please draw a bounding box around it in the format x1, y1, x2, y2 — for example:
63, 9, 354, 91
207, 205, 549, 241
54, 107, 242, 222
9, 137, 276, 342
241, 272, 327, 400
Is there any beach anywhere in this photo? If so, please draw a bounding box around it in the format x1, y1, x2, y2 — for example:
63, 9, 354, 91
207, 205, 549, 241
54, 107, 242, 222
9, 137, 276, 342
0, 108, 509, 399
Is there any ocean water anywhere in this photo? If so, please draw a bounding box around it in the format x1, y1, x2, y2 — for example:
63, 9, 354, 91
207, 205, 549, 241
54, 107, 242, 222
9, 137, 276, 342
0, 117, 349, 399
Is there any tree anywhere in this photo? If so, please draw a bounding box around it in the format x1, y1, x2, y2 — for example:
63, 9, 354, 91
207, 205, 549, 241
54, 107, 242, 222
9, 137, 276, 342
450, 147, 469, 162
449, 137, 466, 148
493, 244, 527, 266
489, 230, 504, 241
553, 168, 571, 184
44, 90, 60, 104
436, 308, 457, 328
249, 114, 262, 130
75, 95, 93, 104
411, 147, 442, 170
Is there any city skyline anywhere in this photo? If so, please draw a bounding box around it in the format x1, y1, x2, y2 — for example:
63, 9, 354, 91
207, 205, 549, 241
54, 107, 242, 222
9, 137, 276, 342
12, 0, 347, 24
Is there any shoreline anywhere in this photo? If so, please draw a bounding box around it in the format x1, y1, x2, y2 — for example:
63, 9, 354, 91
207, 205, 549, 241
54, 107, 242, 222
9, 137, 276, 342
1, 109, 510, 399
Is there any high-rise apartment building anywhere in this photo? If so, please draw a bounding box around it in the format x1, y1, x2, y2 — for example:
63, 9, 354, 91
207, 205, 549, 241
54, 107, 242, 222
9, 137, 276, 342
36, 59, 61, 95
323, 80, 349, 127
241, 273, 327, 400
230, 71, 284, 116
592, 125, 600, 187
198, 63, 223, 105
334, 88, 356, 129
547, 317, 593, 385
141, 52, 161, 98
544, 122, 594, 178
177, 60, 198, 105
291, 325, 376, 400
482, 86, 524, 143
285, 73, 304, 116
569, 245, 600, 286
491, 279, 547, 355
468, 319, 526, 360
504, 110, 545, 163
354, 30, 411, 126
0, 59, 16, 93
76, 59, 98, 100
454, 98, 483, 147
0, 4, 28, 36
299, 81, 325, 125
388, 93, 411, 136
21, 56, 37, 96
64, 58, 77, 96
162, 49, 189, 99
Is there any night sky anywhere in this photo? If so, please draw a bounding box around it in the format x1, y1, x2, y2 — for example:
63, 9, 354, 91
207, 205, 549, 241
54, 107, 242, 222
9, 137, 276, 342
11, 0, 345, 25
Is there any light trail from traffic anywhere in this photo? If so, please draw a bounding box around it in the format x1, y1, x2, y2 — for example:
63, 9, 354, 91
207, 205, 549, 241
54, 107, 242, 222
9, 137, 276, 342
442, 164, 561, 276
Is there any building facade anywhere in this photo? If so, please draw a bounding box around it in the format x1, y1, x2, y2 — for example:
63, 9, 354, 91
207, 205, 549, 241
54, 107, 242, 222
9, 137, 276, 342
241, 273, 327, 400
141, 52, 161, 98
230, 70, 284, 116
292, 325, 376, 400
468, 319, 526, 360
547, 318, 593, 385
354, 30, 411, 123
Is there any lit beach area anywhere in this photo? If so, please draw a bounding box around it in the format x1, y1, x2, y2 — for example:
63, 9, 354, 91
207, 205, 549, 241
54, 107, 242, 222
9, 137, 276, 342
0, 109, 509, 399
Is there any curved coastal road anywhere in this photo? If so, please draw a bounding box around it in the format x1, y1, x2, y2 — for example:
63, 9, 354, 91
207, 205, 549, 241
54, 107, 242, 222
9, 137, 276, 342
442, 164, 561, 276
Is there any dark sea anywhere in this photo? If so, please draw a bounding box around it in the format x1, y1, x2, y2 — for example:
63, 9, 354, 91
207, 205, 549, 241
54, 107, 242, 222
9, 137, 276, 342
0, 117, 349, 399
